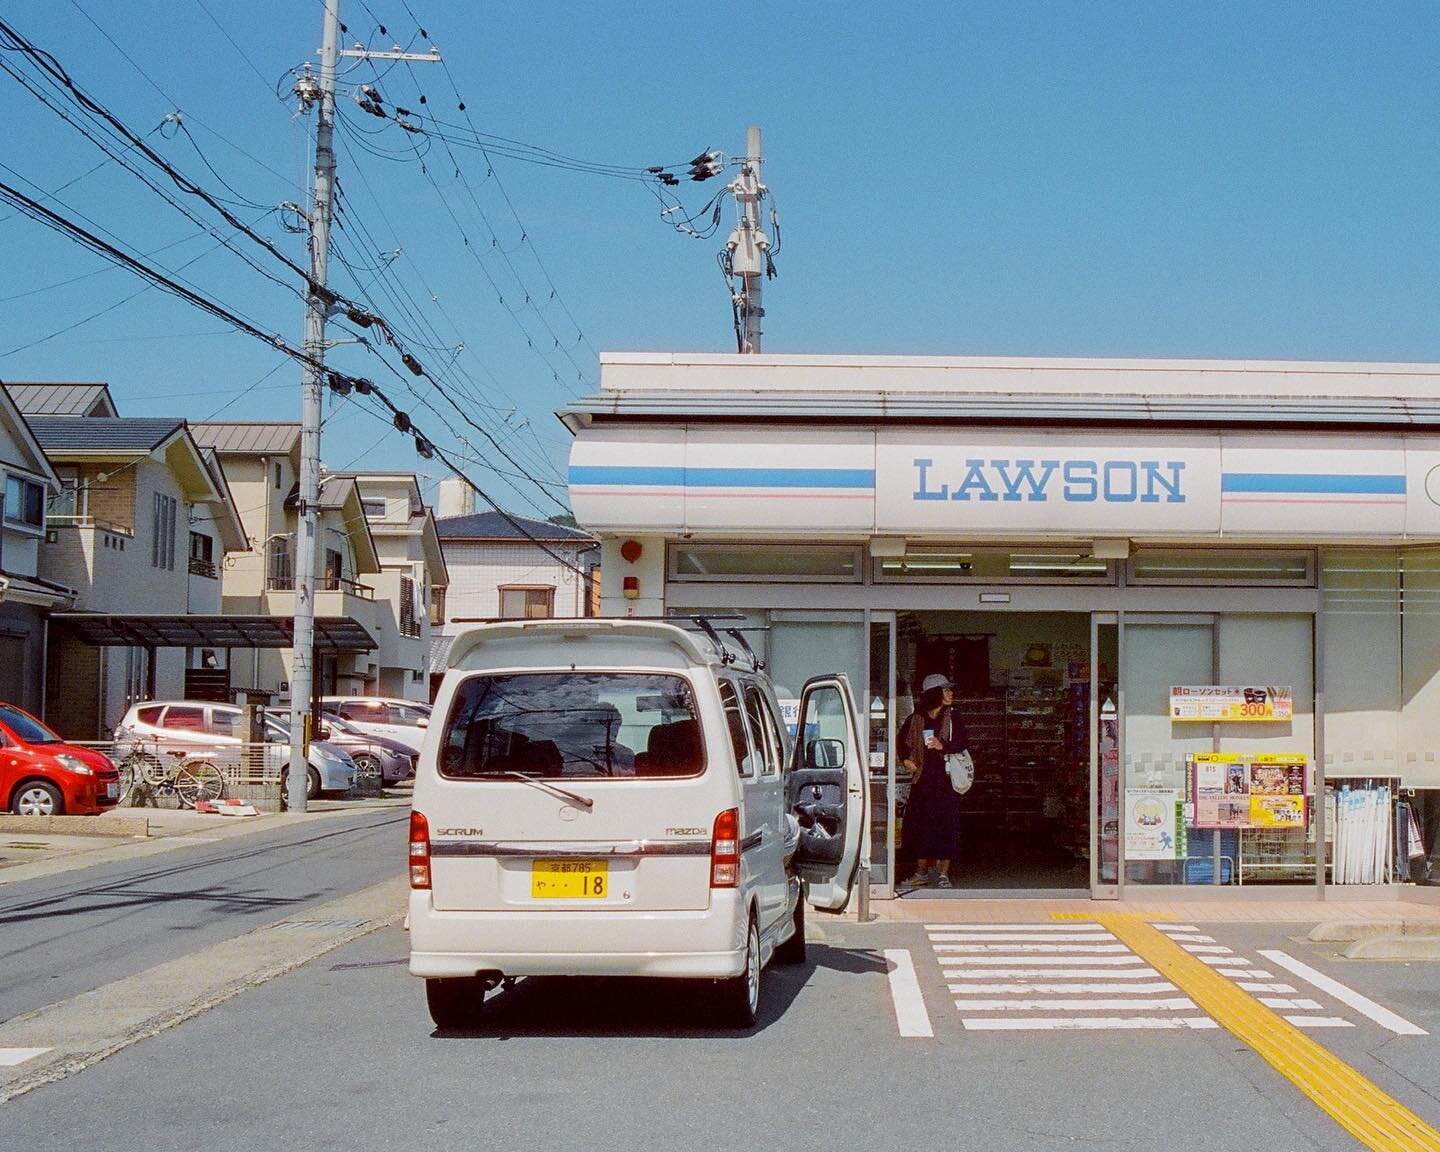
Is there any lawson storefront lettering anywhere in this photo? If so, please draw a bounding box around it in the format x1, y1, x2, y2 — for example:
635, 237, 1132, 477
911, 457, 1187, 504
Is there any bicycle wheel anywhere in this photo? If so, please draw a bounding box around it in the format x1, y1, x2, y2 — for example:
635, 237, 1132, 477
174, 759, 226, 808
117, 756, 143, 806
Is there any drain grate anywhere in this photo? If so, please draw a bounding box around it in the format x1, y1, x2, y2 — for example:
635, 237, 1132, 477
271, 917, 372, 932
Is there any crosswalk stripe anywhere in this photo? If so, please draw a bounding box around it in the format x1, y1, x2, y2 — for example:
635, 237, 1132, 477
928, 933, 1115, 943
949, 982, 1179, 994
1220, 968, 1272, 978
1238, 982, 1298, 993
883, 949, 934, 1038
934, 943, 1129, 953
0, 1047, 51, 1067
953, 997, 1198, 1012
924, 923, 1107, 931
1153, 924, 1202, 933
1182, 944, 1234, 954
1200, 955, 1249, 966
1261, 998, 1324, 1011
1285, 1016, 1355, 1028
961, 1017, 1218, 1031
1163, 934, 1217, 943
1259, 949, 1428, 1037
939, 955, 1146, 967
945, 966, 1162, 979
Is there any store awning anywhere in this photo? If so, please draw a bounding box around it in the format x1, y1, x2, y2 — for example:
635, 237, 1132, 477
51, 613, 376, 652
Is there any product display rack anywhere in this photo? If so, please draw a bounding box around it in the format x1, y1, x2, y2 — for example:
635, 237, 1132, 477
1003, 687, 1067, 832
953, 693, 1006, 817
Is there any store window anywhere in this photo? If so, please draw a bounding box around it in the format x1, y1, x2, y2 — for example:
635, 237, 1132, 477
670, 544, 862, 583
1128, 549, 1314, 586
875, 547, 1113, 583
499, 586, 555, 619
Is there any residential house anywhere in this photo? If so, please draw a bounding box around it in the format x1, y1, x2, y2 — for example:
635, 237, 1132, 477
26, 415, 247, 737
429, 477, 598, 694
333, 471, 448, 702
189, 422, 385, 702
6, 382, 118, 419
0, 387, 71, 714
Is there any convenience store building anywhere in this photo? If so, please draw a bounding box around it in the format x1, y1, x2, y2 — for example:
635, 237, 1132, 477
560, 353, 1440, 900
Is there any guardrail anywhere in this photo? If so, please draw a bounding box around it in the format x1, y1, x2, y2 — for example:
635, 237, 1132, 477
265, 574, 375, 599
188, 556, 218, 578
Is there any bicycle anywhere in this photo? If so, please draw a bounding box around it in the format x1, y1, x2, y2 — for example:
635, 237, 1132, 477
116, 739, 227, 809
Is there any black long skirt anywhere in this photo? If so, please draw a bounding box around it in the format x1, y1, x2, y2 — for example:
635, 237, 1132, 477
901, 752, 964, 859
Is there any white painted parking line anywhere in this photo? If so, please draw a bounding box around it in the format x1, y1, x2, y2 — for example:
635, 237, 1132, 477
955, 997, 1198, 1012
945, 966, 1162, 979
883, 949, 933, 1038
1259, 949, 1429, 1036
1260, 998, 1324, 1011
927, 933, 1115, 943
961, 1017, 1218, 1031
1238, 982, 1298, 993
1285, 1016, 1355, 1028
949, 982, 1179, 994
0, 1047, 51, 1067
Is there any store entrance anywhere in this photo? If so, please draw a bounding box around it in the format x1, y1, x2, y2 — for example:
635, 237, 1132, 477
892, 610, 1117, 895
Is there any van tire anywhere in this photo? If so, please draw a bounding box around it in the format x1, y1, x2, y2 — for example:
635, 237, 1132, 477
774, 898, 806, 966
715, 915, 761, 1029
425, 977, 487, 1030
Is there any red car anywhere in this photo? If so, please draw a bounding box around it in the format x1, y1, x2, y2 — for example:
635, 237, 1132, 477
1, 703, 120, 816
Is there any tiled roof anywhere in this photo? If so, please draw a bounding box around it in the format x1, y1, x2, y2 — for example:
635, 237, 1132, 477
27, 416, 183, 454
190, 421, 300, 454
6, 382, 116, 417
435, 511, 596, 542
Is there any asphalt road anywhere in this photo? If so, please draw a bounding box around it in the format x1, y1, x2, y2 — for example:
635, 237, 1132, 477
7, 917, 1440, 1152
0, 808, 407, 1024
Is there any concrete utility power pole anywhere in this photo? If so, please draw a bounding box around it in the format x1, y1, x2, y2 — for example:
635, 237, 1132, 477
726, 126, 771, 354
289, 2, 438, 811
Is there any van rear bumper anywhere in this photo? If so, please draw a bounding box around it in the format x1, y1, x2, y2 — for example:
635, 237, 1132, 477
408, 889, 749, 979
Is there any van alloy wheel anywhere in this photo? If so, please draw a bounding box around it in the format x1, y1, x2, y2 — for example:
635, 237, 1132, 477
715, 916, 762, 1029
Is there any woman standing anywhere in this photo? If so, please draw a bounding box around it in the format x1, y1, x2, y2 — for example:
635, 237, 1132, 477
900, 673, 970, 889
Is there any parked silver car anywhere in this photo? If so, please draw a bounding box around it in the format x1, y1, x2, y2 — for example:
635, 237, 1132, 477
265, 709, 415, 786
113, 701, 356, 800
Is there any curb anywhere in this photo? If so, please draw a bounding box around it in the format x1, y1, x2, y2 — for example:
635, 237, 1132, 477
1342, 934, 1440, 960
1308, 919, 1438, 942
0, 813, 149, 837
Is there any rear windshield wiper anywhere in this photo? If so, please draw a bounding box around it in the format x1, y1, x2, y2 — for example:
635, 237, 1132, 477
499, 771, 594, 811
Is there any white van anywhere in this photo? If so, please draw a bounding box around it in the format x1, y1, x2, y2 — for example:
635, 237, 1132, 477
408, 619, 866, 1029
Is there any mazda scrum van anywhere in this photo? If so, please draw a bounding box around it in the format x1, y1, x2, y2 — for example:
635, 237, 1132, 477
408, 619, 865, 1029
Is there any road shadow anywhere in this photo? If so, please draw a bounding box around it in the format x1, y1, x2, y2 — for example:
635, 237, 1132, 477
429, 943, 890, 1040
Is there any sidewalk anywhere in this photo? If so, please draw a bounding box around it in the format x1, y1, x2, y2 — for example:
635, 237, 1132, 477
0, 790, 412, 885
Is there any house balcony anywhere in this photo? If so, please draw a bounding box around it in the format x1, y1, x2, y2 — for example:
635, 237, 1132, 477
262, 574, 377, 638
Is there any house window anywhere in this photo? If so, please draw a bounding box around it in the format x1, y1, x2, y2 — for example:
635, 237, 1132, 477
499, 585, 555, 620
430, 586, 446, 626
324, 548, 343, 590
274, 462, 282, 490
362, 498, 386, 520
151, 493, 177, 569
189, 531, 216, 578
400, 575, 420, 637
267, 536, 293, 588
5, 474, 45, 529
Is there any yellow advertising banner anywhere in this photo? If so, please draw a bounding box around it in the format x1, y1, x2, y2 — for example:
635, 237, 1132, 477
1170, 685, 1293, 722
1189, 752, 1308, 829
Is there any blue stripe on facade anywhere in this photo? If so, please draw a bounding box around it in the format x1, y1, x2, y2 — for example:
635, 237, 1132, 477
569, 465, 876, 489
1220, 473, 1406, 495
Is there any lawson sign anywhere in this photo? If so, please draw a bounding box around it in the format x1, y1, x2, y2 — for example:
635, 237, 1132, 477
875, 433, 1221, 535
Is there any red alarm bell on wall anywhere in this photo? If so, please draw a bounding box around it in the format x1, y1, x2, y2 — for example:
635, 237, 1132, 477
619, 539, 643, 564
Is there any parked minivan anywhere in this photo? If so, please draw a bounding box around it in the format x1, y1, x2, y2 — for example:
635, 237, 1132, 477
408, 619, 865, 1029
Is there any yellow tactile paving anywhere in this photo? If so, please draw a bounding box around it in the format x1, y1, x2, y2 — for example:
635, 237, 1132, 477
1071, 914, 1440, 1152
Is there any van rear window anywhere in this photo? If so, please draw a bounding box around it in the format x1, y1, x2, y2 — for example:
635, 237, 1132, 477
439, 673, 705, 781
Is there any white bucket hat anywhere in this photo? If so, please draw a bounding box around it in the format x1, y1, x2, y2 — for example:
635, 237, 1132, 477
921, 673, 953, 693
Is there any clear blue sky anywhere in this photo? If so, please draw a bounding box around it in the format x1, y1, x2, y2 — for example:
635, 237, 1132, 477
2, 1, 1438, 516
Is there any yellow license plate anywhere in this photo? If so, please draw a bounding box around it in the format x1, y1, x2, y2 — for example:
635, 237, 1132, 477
531, 859, 608, 899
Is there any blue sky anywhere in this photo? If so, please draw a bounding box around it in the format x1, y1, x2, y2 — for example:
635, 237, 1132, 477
2, 2, 1439, 515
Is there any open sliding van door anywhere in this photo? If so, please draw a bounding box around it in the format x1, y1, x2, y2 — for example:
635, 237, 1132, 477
788, 675, 867, 912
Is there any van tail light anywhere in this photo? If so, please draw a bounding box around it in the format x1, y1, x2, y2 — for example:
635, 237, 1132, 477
409, 810, 431, 889
710, 807, 740, 888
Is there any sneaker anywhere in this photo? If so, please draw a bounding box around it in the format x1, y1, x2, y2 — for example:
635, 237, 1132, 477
935, 874, 953, 889
902, 871, 932, 888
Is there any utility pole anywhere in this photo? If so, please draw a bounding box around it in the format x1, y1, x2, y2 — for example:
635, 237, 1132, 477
289, 2, 439, 811
726, 126, 771, 353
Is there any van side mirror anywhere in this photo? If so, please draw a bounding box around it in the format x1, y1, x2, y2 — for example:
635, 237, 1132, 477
806, 738, 845, 770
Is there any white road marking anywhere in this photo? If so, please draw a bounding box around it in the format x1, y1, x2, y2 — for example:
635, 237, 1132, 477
927, 933, 1115, 943
961, 1017, 1218, 1031
940, 955, 1147, 967
1259, 949, 1429, 1036
883, 949, 933, 1038
1162, 933, 1217, 943
945, 966, 1162, 979
1181, 944, 1233, 954
1238, 982, 1298, 993
0, 1047, 51, 1067
1219, 968, 1273, 978
933, 943, 1129, 953
949, 982, 1179, 994
954, 997, 1198, 1012
1285, 1016, 1355, 1028
1260, 998, 1324, 1011
1199, 955, 1249, 966
1153, 924, 1202, 933
924, 923, 1108, 931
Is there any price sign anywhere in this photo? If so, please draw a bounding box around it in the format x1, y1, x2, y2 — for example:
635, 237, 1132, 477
1170, 686, 1293, 722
